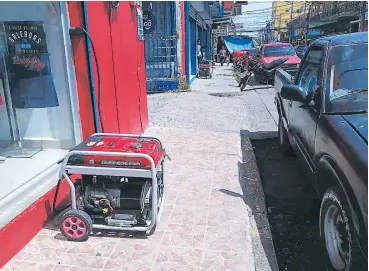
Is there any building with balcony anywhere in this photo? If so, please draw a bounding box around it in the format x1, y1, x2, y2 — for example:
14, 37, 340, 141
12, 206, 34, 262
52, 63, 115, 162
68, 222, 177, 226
287, 1, 366, 45
308, 1, 363, 34
272, 1, 306, 41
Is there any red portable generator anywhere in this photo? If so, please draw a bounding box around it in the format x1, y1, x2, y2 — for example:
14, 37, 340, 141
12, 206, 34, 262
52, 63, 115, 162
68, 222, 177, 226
57, 133, 166, 241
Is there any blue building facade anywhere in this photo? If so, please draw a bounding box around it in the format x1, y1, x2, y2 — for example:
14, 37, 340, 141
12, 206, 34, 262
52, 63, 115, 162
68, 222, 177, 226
143, 1, 224, 91
185, 1, 224, 85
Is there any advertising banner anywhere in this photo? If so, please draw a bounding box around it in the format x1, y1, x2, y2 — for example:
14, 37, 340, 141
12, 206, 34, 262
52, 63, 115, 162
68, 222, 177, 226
3, 21, 58, 109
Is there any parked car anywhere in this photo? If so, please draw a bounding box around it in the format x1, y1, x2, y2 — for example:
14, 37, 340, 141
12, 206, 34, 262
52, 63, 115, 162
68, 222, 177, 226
255, 42, 301, 84
295, 45, 308, 58
274, 32, 368, 270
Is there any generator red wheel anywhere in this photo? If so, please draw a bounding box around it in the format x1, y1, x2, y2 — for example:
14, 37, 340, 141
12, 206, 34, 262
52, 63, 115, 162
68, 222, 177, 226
60, 210, 93, 241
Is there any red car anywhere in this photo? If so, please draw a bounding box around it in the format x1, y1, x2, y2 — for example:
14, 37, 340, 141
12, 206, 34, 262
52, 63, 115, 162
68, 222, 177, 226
255, 43, 301, 80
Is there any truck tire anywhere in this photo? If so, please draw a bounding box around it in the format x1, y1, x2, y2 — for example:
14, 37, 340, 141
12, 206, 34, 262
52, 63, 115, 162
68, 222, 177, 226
278, 116, 292, 154
319, 187, 366, 271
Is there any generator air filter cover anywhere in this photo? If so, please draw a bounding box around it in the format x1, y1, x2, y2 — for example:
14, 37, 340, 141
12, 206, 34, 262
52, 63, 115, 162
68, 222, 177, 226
67, 135, 165, 169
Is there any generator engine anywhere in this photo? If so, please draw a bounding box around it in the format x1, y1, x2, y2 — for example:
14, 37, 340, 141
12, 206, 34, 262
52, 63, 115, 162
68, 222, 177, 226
78, 174, 163, 227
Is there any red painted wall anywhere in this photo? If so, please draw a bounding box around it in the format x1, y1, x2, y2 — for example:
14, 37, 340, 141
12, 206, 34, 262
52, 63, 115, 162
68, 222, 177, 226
224, 1, 234, 10
85, 1, 148, 134
68, 2, 95, 140
0, 176, 79, 268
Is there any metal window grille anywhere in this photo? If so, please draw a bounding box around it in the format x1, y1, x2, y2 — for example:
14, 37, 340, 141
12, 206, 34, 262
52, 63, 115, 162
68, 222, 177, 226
143, 1, 178, 92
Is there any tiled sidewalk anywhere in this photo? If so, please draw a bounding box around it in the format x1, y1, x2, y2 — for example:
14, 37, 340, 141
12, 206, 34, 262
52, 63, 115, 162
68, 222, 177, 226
3, 128, 253, 271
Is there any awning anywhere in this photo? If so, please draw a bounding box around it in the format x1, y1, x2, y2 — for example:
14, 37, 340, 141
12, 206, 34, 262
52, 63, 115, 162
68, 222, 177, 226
291, 29, 322, 38
309, 19, 337, 28
223, 36, 254, 54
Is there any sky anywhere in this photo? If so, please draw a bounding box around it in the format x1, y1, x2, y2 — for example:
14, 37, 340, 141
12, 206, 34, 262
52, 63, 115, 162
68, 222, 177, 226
232, 1, 273, 38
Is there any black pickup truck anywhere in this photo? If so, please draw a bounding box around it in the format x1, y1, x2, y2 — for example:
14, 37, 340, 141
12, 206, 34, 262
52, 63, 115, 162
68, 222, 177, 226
274, 32, 368, 270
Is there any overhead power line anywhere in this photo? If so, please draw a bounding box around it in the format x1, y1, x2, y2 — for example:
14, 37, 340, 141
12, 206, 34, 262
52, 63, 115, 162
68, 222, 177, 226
239, 2, 299, 14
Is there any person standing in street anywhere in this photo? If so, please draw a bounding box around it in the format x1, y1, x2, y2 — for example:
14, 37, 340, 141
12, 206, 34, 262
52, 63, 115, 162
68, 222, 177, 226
220, 46, 227, 66
197, 39, 202, 67
213, 38, 218, 64
213, 46, 217, 65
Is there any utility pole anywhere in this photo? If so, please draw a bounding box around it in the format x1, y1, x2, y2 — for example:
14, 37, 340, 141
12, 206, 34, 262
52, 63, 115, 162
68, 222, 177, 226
289, 1, 294, 43
360, 1, 367, 32
305, 2, 311, 45
278, 14, 281, 41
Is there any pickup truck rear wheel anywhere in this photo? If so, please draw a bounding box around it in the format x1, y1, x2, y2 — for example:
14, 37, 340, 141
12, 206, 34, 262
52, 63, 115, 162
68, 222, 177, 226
278, 116, 292, 154
320, 187, 366, 271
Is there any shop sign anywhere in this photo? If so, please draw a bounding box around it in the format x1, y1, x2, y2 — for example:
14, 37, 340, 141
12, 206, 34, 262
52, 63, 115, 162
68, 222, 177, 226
308, 29, 322, 37
143, 11, 155, 34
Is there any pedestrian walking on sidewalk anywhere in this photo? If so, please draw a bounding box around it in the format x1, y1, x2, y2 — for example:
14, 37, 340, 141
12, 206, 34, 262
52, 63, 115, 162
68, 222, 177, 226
220, 46, 227, 66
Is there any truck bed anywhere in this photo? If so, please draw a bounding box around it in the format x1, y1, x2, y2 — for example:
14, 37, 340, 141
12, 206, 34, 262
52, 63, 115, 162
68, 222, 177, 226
274, 68, 294, 96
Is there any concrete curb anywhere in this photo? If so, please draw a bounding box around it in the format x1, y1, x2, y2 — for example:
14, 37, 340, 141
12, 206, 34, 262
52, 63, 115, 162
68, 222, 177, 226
235, 136, 255, 271
241, 130, 279, 271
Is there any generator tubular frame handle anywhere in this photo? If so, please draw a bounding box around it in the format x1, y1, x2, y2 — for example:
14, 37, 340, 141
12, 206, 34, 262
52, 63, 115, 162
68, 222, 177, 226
59, 133, 164, 232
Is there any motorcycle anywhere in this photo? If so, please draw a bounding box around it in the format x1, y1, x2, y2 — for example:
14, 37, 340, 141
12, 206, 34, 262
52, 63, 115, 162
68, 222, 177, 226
233, 53, 249, 73
239, 57, 288, 91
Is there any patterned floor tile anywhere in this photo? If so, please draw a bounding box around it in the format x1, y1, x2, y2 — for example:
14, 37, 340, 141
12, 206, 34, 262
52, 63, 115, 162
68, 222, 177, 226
103, 240, 158, 270
170, 205, 209, 226
201, 250, 251, 271
213, 169, 240, 183
64, 238, 118, 257
2, 261, 54, 271
153, 247, 203, 271
163, 188, 179, 206
161, 224, 206, 248
204, 227, 248, 252
175, 189, 210, 207
52, 266, 94, 271
214, 155, 241, 172
184, 155, 215, 170
207, 207, 248, 228
58, 253, 108, 269
165, 177, 183, 190
10, 234, 71, 264
180, 169, 213, 190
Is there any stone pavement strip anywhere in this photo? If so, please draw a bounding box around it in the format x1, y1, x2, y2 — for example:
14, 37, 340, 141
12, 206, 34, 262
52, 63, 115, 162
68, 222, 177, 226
3, 128, 254, 271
